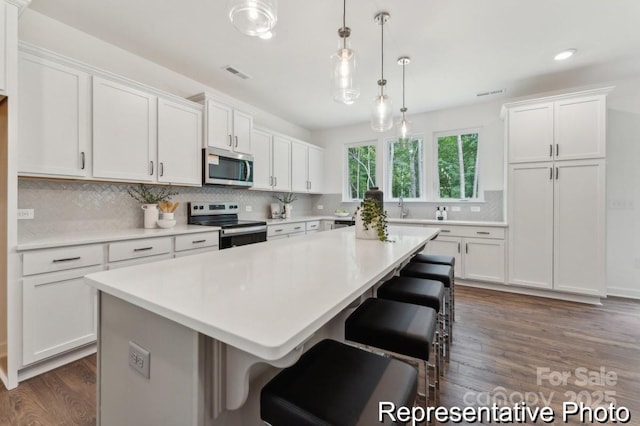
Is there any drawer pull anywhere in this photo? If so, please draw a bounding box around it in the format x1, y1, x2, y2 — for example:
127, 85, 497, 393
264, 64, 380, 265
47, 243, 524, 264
52, 256, 81, 263
476, 231, 491, 235
275, 229, 283, 232
294, 226, 302, 230
133, 247, 153, 252
192, 240, 207, 244
440, 229, 451, 233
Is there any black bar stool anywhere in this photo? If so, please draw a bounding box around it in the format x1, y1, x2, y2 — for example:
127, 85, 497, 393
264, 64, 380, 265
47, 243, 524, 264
400, 262, 454, 348
345, 297, 440, 409
377, 276, 447, 365
411, 253, 456, 322
260, 339, 418, 425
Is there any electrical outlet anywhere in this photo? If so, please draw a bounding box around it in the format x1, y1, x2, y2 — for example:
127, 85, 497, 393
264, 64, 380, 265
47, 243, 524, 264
245, 205, 253, 212
451, 206, 461, 212
317, 205, 324, 210
128, 341, 150, 379
18, 209, 34, 220
470, 206, 481, 212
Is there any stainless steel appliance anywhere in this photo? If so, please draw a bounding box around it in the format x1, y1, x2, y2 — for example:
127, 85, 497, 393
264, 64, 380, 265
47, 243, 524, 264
202, 147, 254, 187
332, 219, 355, 229
188, 201, 267, 249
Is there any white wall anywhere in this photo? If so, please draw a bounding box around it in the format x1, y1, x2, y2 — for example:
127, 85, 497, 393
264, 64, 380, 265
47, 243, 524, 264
311, 99, 505, 195
18, 9, 311, 141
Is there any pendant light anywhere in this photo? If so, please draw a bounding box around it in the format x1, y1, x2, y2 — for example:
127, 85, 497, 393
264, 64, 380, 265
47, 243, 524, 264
397, 56, 411, 141
227, 0, 277, 37
371, 12, 393, 132
331, 0, 359, 104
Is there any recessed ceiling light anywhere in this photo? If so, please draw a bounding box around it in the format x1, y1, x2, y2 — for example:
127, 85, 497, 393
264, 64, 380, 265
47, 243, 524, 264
554, 49, 577, 61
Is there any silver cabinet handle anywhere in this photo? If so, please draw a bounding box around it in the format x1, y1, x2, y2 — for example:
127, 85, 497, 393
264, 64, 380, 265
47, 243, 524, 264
549, 144, 553, 158
275, 229, 283, 233
465, 243, 469, 254
457, 242, 460, 253
294, 226, 302, 230
556, 144, 559, 157
228, 135, 233, 146
555, 167, 559, 180
476, 231, 490, 235
134, 247, 153, 252
440, 229, 451, 233
235, 136, 239, 148
192, 240, 206, 244
160, 162, 164, 177
550, 167, 553, 180
150, 161, 154, 175
53, 256, 81, 263
269, 176, 273, 186
81, 152, 85, 170
274, 176, 277, 187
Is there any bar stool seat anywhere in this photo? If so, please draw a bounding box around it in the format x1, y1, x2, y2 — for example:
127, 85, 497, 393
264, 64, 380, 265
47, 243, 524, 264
260, 339, 418, 426
411, 253, 455, 267
345, 298, 439, 406
377, 276, 445, 313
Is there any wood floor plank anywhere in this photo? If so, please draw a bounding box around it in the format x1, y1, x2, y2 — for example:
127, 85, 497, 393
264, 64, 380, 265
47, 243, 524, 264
0, 286, 638, 425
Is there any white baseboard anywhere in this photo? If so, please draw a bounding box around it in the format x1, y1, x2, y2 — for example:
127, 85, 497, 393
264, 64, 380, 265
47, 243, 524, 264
606, 286, 640, 300
458, 280, 603, 305
17, 344, 96, 384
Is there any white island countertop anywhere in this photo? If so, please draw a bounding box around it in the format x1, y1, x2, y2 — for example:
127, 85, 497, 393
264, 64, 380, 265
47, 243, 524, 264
85, 225, 439, 361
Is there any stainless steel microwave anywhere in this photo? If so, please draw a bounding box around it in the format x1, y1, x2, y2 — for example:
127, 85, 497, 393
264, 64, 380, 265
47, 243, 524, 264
202, 147, 254, 187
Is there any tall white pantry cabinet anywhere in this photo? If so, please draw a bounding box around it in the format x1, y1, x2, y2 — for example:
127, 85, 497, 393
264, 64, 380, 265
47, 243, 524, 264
503, 88, 612, 297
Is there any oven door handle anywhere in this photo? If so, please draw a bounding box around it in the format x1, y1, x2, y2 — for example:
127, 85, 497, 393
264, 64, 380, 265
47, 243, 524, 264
222, 225, 267, 236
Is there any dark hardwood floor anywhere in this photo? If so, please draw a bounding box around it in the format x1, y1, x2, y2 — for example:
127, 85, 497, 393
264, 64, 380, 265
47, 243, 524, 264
1, 286, 638, 425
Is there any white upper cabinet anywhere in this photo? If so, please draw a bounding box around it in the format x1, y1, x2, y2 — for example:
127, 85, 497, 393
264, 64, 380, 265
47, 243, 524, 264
157, 98, 202, 185
251, 128, 291, 192
506, 91, 608, 163
272, 135, 291, 191
93, 76, 158, 182
18, 51, 91, 178
291, 140, 324, 193
0, 2, 6, 93
232, 109, 252, 154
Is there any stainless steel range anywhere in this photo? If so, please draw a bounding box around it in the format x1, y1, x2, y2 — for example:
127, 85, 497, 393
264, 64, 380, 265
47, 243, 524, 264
187, 201, 267, 249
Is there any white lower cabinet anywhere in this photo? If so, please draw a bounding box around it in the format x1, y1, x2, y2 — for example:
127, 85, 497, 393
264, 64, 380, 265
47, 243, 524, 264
267, 222, 306, 240
174, 232, 219, 257
424, 225, 505, 283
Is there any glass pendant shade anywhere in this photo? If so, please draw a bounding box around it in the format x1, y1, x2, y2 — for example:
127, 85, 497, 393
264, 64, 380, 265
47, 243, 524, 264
332, 43, 359, 104
371, 92, 393, 132
227, 0, 277, 37
398, 115, 411, 140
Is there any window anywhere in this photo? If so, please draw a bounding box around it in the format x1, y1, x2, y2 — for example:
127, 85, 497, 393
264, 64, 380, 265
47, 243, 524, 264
345, 142, 377, 200
387, 136, 424, 199
435, 129, 480, 200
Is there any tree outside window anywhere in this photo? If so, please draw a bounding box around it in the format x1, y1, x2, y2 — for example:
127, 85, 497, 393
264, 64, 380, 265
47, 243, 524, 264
388, 136, 423, 199
436, 131, 479, 199
346, 143, 376, 200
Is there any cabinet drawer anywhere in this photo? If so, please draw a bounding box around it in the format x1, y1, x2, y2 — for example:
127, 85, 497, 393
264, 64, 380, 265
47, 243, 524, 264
23, 245, 103, 276
268, 222, 305, 237
436, 226, 505, 240
175, 232, 219, 252
108, 237, 172, 262
305, 220, 320, 232
108, 253, 173, 270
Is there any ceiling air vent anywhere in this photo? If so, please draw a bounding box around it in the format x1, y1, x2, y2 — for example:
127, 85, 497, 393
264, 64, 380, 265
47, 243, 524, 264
222, 65, 251, 80
477, 88, 506, 97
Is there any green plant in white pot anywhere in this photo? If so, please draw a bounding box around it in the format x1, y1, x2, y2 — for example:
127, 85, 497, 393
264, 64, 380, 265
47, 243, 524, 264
355, 198, 390, 241
273, 193, 297, 219
127, 184, 178, 229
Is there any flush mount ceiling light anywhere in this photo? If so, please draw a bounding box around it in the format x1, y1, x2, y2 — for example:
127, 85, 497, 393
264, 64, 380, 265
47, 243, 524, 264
227, 0, 277, 37
331, 0, 359, 105
554, 48, 577, 61
371, 12, 393, 132
397, 56, 411, 140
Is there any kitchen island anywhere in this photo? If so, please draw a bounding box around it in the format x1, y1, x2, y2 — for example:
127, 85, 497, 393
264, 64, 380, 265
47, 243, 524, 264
85, 225, 439, 426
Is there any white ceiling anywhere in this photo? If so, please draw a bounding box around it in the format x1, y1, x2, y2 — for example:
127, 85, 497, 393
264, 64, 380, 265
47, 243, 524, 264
27, 0, 640, 130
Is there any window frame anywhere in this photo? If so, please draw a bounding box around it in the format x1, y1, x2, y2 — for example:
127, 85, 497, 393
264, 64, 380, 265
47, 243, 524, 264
384, 134, 426, 202
432, 127, 483, 202
343, 140, 379, 202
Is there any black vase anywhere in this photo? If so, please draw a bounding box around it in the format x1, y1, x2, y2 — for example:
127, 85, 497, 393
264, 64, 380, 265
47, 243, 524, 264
364, 187, 384, 210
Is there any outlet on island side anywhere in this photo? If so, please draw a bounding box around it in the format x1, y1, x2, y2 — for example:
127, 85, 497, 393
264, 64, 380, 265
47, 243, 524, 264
128, 341, 150, 379
18, 209, 34, 220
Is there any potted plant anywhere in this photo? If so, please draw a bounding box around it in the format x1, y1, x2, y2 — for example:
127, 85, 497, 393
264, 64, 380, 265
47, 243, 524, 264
273, 193, 297, 219
127, 184, 178, 228
355, 197, 390, 241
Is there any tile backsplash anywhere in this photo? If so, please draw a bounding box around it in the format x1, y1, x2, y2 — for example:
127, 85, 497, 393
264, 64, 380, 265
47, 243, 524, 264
17, 178, 314, 239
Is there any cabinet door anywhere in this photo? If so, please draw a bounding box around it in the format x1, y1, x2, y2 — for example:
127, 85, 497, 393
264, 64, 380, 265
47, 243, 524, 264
463, 238, 505, 283
553, 160, 606, 296
290, 142, 308, 192
157, 98, 202, 185
424, 236, 462, 278
233, 109, 253, 154
554, 96, 606, 161
23, 265, 102, 365
251, 129, 273, 190
307, 146, 324, 193
93, 77, 157, 182
508, 102, 554, 163
272, 135, 291, 191
18, 53, 90, 177
508, 163, 554, 289
206, 100, 233, 150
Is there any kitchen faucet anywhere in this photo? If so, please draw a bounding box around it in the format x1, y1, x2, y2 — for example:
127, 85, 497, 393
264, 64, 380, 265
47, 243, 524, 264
398, 197, 409, 219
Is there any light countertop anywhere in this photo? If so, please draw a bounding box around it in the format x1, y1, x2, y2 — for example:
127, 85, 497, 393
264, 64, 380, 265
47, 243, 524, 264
85, 225, 439, 361
17, 225, 221, 251
266, 215, 506, 227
